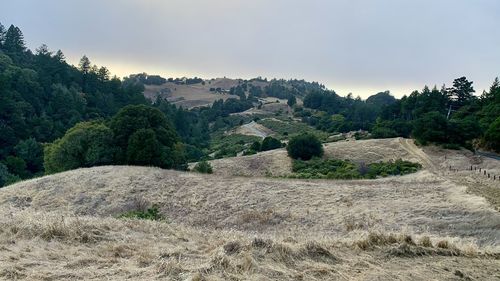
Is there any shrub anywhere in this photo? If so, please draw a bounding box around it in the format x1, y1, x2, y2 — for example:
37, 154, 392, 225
43, 121, 115, 174
250, 141, 261, 152
287, 158, 421, 180
287, 133, 324, 160
120, 206, 163, 221
260, 136, 282, 151
193, 160, 213, 174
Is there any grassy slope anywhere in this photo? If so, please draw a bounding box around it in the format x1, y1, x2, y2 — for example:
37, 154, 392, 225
0, 138, 499, 280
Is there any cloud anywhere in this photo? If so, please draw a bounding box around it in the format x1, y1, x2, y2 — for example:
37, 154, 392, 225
2, 0, 499, 97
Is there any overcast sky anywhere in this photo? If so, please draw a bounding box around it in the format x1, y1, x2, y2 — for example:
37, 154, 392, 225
2, 0, 499, 98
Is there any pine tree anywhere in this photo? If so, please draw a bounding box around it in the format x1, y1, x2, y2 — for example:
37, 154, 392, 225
3, 25, 26, 64
450, 77, 475, 107
0, 22, 6, 47
79, 55, 91, 74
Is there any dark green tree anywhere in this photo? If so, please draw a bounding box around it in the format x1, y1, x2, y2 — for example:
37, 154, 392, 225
44, 122, 115, 174
260, 136, 282, 151
3, 156, 28, 179
287, 133, 323, 160
14, 138, 44, 175
110, 105, 183, 168
0, 22, 6, 47
449, 77, 475, 107
484, 117, 500, 152
79, 55, 91, 74
0, 163, 21, 187
3, 25, 26, 56
412, 111, 448, 144
126, 129, 164, 166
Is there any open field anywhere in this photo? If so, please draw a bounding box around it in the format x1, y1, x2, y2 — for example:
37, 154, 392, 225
143, 78, 273, 109
0, 138, 499, 280
143, 78, 241, 108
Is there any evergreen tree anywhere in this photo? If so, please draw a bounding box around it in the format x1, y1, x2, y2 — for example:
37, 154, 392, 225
450, 77, 475, 107
79, 55, 91, 74
3, 25, 26, 63
0, 22, 6, 47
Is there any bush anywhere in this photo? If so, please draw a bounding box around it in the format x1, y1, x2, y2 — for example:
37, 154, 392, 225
260, 136, 282, 151
120, 205, 163, 221
43, 121, 115, 174
287, 133, 324, 160
288, 158, 421, 180
193, 160, 213, 174
250, 141, 261, 152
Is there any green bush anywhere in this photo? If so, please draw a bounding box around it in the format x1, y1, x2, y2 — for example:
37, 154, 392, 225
250, 141, 261, 152
260, 136, 282, 151
44, 121, 115, 174
366, 159, 422, 178
120, 206, 163, 221
288, 158, 421, 180
287, 133, 324, 160
243, 149, 257, 156
193, 160, 213, 174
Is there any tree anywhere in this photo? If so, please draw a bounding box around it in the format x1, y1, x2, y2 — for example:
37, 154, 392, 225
97, 66, 110, 81
366, 91, 396, 107
260, 136, 282, 151
3, 156, 28, 179
3, 25, 25, 54
0, 163, 21, 187
287, 133, 324, 160
250, 141, 261, 152
54, 50, 65, 62
126, 129, 164, 166
110, 105, 183, 168
78, 55, 91, 74
0, 22, 6, 47
449, 77, 475, 107
287, 95, 297, 107
484, 117, 500, 152
44, 122, 115, 174
412, 111, 448, 144
14, 138, 44, 175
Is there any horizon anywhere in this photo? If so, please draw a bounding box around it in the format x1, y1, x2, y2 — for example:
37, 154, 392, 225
2, 0, 500, 98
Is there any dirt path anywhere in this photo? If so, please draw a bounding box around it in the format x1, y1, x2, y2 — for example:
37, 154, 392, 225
398, 138, 437, 171
237, 121, 272, 138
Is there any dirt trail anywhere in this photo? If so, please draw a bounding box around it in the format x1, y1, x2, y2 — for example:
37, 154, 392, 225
398, 138, 436, 170
235, 121, 273, 138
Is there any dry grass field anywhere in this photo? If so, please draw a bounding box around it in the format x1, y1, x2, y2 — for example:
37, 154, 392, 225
0, 138, 499, 280
143, 78, 272, 109
143, 78, 241, 108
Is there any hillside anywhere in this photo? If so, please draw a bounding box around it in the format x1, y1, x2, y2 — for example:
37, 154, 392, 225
199, 138, 424, 177
1, 138, 500, 280
143, 78, 242, 108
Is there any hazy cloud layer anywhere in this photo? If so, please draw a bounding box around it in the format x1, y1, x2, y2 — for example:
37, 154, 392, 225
2, 0, 499, 97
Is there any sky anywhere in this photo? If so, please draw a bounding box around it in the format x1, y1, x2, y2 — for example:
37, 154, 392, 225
1, 0, 499, 98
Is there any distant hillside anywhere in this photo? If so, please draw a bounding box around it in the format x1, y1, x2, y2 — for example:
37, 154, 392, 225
143, 78, 242, 108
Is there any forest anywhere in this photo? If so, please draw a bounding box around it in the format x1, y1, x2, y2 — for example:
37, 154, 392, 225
0, 22, 498, 187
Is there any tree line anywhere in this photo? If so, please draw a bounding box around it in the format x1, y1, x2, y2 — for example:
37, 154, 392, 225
299, 77, 499, 151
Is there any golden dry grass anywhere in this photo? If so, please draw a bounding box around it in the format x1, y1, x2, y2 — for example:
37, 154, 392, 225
0, 138, 499, 280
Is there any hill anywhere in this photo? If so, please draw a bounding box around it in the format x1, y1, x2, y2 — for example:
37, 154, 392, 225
143, 78, 242, 108
1, 138, 499, 280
